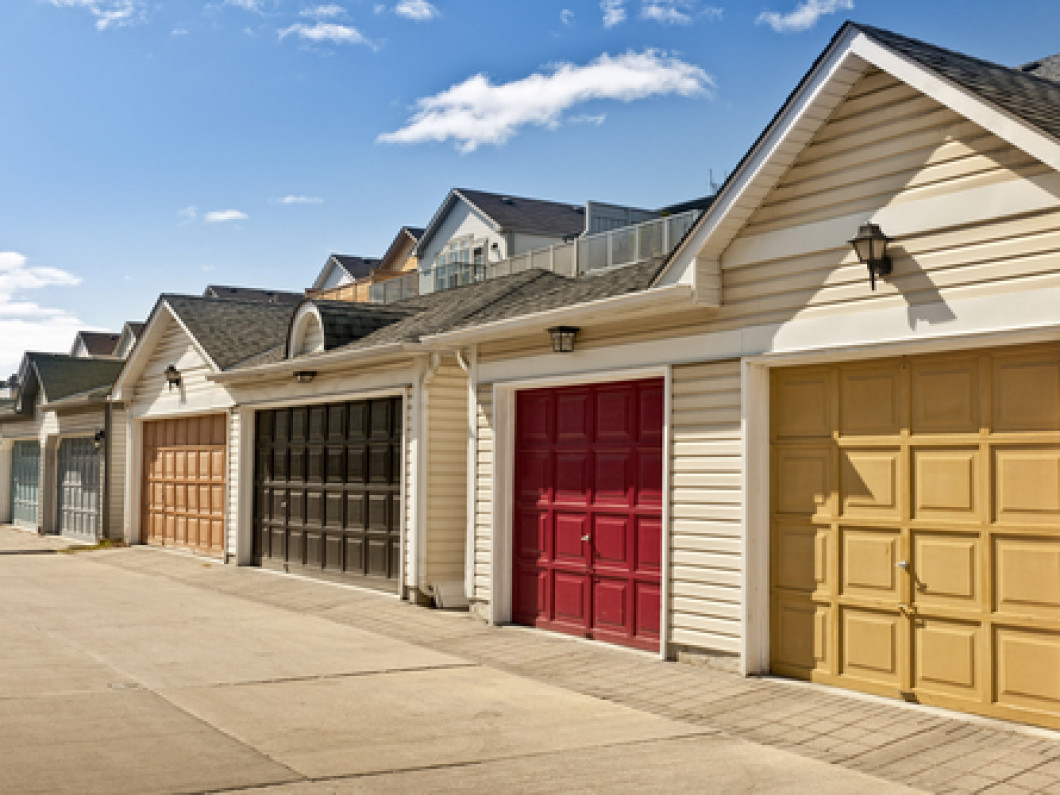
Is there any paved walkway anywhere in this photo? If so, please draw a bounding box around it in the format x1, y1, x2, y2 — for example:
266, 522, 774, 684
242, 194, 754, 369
3, 529, 1058, 793
0, 524, 91, 552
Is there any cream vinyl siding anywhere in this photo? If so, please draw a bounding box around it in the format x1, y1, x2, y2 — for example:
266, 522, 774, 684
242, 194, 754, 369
714, 68, 1060, 329
424, 357, 468, 586
54, 409, 104, 437
669, 360, 742, 654
132, 317, 222, 415
108, 405, 126, 538
472, 383, 493, 602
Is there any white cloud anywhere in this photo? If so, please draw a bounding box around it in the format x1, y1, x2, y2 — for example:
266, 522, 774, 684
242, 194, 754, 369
177, 205, 198, 221
0, 252, 85, 373
204, 209, 248, 223
601, 0, 626, 27
279, 21, 373, 46
273, 195, 324, 204
171, 27, 189, 35
226, 0, 265, 12
394, 0, 438, 20
378, 50, 712, 153
641, 1, 722, 24
560, 8, 575, 25
374, 3, 386, 12
46, 0, 145, 31
300, 4, 345, 18
568, 113, 606, 126
756, 0, 851, 32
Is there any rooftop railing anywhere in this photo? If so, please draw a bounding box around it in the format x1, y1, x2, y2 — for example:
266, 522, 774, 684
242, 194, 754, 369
368, 208, 701, 305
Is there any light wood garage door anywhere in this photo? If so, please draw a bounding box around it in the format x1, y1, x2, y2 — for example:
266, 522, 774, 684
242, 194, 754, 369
771, 342, 1060, 730
142, 415, 226, 558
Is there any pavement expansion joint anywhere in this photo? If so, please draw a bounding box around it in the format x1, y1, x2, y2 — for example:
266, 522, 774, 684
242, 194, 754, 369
188, 661, 481, 690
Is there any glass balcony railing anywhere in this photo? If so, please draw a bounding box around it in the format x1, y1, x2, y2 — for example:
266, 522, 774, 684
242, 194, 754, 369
368, 209, 701, 305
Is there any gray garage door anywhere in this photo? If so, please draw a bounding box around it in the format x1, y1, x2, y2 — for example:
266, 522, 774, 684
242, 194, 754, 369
57, 437, 101, 540
11, 441, 40, 529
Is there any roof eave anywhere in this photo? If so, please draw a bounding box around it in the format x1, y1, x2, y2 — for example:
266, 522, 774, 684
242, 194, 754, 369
208, 341, 416, 384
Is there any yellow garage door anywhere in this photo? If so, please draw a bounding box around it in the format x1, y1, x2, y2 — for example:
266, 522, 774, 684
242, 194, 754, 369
771, 342, 1060, 730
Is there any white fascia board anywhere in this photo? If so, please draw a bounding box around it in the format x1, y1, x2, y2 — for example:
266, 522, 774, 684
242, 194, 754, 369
209, 341, 411, 384
421, 283, 695, 347
656, 26, 867, 288
850, 34, 1060, 173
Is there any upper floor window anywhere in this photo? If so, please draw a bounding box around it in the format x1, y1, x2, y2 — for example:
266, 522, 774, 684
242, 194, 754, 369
434, 237, 487, 290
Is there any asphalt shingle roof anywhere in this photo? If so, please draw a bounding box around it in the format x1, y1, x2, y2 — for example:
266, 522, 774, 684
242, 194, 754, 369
458, 189, 586, 237
311, 302, 417, 352
75, 331, 120, 356
331, 255, 381, 282
204, 285, 304, 306
29, 353, 126, 403
855, 24, 1060, 144
163, 295, 297, 371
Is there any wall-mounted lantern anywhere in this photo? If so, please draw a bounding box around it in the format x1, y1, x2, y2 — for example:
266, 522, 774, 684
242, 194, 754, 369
547, 326, 580, 353
164, 365, 181, 390
293, 370, 317, 384
93, 429, 106, 450
849, 223, 892, 291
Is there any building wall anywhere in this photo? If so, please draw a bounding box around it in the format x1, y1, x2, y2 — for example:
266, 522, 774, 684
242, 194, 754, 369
419, 202, 501, 271
424, 356, 468, 589
471, 383, 493, 608
108, 405, 126, 539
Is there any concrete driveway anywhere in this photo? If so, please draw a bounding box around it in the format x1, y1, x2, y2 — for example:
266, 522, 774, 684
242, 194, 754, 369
0, 533, 916, 794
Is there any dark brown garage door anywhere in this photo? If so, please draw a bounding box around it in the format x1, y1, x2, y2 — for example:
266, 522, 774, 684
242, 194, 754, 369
253, 397, 402, 588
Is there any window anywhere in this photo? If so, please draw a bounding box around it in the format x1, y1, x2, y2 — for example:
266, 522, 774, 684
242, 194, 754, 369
434, 237, 487, 291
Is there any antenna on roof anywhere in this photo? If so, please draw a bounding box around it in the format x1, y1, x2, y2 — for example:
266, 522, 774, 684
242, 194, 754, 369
709, 169, 720, 195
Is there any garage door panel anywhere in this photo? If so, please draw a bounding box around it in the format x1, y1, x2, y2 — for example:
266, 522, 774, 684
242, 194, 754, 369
992, 351, 1060, 432
515, 451, 550, 502
324, 533, 342, 571
594, 451, 632, 506
840, 608, 900, 687
776, 447, 831, 517
994, 536, 1060, 619
324, 491, 343, 528
994, 446, 1060, 525
554, 453, 590, 504
773, 595, 822, 673
638, 382, 664, 445
554, 513, 588, 561
515, 509, 547, 559
773, 369, 832, 440
634, 581, 661, 640
592, 577, 629, 634
556, 390, 592, 444
553, 572, 589, 627
592, 514, 630, 569
595, 387, 634, 444
840, 449, 900, 518
306, 490, 324, 526
840, 528, 900, 599
634, 517, 662, 573
637, 449, 663, 506
911, 356, 980, 434
913, 448, 979, 520
912, 532, 979, 609
995, 628, 1060, 713
325, 446, 344, 482
840, 365, 903, 437
774, 523, 824, 593
915, 619, 980, 700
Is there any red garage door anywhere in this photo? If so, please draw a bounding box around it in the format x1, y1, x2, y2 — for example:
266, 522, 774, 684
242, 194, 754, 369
513, 378, 664, 651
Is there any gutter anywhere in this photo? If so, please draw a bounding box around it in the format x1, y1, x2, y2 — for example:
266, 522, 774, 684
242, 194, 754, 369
421, 283, 695, 347
208, 341, 411, 384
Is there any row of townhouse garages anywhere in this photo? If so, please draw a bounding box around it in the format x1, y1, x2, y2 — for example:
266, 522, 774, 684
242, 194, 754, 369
3, 22, 1060, 731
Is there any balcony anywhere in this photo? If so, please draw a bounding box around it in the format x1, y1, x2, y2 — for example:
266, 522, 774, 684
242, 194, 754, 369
368, 209, 701, 305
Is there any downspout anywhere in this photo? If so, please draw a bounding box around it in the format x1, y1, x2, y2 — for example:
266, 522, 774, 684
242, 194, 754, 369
416, 353, 442, 600
456, 346, 478, 604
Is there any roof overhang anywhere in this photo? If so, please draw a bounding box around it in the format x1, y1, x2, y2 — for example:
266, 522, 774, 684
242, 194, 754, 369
656, 23, 1060, 290
209, 341, 413, 384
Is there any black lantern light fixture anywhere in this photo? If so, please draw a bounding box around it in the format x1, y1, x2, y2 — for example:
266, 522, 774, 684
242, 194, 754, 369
293, 370, 317, 384
849, 223, 892, 291
93, 429, 106, 450
164, 364, 181, 390
547, 326, 580, 353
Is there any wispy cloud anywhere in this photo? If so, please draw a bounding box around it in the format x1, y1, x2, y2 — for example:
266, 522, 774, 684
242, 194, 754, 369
46, 0, 145, 31
560, 8, 575, 25
568, 113, 606, 126
204, 209, 248, 223
171, 27, 190, 35
393, 0, 438, 20
0, 252, 85, 373
641, 1, 722, 24
379, 50, 712, 153
225, 0, 265, 12
279, 21, 373, 46
300, 3, 345, 18
177, 205, 198, 225
601, 0, 626, 27
272, 195, 324, 204
756, 0, 851, 32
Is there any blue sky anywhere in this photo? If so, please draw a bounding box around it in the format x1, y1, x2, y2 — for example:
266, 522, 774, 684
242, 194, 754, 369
3, 0, 1060, 373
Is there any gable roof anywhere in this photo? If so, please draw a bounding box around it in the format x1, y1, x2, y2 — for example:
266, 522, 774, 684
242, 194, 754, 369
204, 285, 304, 305
72, 331, 120, 357
310, 254, 383, 291
163, 295, 298, 371
416, 188, 586, 258
13, 353, 126, 411
125, 321, 146, 338
1020, 53, 1060, 83
379, 226, 425, 271
656, 21, 1060, 290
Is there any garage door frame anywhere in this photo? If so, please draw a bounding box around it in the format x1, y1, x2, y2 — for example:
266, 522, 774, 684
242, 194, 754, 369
235, 386, 410, 594
742, 327, 1060, 728
488, 365, 672, 660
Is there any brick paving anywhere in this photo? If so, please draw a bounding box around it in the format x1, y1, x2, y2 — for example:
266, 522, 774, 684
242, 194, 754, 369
90, 547, 1060, 795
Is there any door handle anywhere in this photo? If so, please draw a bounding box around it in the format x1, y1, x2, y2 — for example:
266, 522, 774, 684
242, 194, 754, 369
895, 560, 909, 570
580, 534, 591, 542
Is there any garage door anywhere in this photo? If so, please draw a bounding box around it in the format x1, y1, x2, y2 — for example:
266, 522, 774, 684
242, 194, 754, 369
142, 415, 226, 557
513, 379, 664, 651
10, 440, 40, 529
253, 397, 402, 588
771, 342, 1060, 730
57, 437, 101, 540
